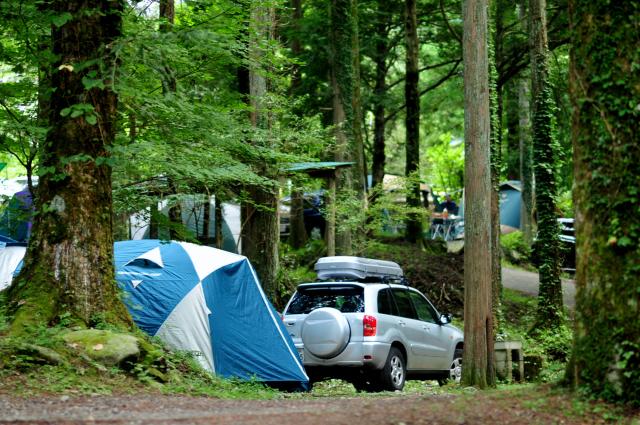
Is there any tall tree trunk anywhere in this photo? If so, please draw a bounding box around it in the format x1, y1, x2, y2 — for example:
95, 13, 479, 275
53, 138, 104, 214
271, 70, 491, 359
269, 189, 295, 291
329, 0, 355, 255
7, 0, 131, 334
461, 0, 496, 389
351, 0, 366, 199
202, 196, 211, 243
287, 0, 308, 249
518, 71, 533, 244
241, 1, 279, 299
568, 0, 640, 405
404, 0, 422, 243
518, 0, 534, 244
371, 0, 391, 196
214, 198, 223, 249
504, 80, 520, 179
489, 2, 503, 334
159, 0, 182, 239
529, 0, 562, 331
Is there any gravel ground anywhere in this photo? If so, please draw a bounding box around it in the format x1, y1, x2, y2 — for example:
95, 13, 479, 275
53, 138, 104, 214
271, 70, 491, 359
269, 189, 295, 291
1, 390, 636, 425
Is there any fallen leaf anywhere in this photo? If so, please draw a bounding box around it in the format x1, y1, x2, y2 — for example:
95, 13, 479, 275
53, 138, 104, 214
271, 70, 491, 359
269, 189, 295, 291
92, 344, 104, 351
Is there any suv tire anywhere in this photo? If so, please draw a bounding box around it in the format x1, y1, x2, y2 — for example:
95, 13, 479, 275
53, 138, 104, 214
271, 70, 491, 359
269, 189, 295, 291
377, 347, 406, 391
438, 348, 463, 386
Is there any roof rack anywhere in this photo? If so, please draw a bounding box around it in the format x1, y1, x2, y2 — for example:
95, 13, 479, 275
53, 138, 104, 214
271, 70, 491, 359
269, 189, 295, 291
315, 256, 404, 281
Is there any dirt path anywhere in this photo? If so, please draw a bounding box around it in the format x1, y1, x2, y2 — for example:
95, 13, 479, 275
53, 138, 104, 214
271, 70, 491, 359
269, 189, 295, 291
502, 267, 576, 308
0, 387, 634, 425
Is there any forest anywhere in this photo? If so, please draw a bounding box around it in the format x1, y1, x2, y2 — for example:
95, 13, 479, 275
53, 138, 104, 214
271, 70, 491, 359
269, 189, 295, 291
0, 0, 638, 421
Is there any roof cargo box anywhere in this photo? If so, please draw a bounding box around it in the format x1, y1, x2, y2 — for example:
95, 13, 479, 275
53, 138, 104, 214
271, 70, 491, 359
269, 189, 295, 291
315, 256, 404, 281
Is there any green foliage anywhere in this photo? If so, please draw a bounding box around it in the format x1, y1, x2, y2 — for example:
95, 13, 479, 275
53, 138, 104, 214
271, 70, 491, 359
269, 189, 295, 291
275, 240, 325, 310
0, 323, 280, 398
499, 289, 572, 383
556, 190, 573, 218
500, 231, 531, 267
424, 133, 464, 195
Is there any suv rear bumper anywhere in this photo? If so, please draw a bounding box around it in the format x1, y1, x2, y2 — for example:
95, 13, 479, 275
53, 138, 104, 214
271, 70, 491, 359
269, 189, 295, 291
297, 341, 390, 370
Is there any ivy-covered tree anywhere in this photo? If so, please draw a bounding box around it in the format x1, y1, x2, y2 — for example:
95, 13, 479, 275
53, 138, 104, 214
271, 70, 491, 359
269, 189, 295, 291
568, 0, 640, 406
529, 0, 563, 331
6, 0, 132, 333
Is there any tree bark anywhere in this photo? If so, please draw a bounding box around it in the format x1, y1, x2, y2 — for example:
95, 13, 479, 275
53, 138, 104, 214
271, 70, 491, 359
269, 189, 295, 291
329, 0, 355, 255
241, 1, 279, 300
159, 0, 182, 239
518, 71, 533, 244
371, 0, 391, 198
517, 0, 533, 244
287, 0, 308, 249
351, 0, 367, 199
489, 2, 503, 334
568, 0, 640, 405
7, 0, 131, 333
504, 80, 520, 180
404, 0, 422, 243
461, 0, 496, 388
288, 187, 308, 249
529, 0, 563, 331
214, 198, 223, 249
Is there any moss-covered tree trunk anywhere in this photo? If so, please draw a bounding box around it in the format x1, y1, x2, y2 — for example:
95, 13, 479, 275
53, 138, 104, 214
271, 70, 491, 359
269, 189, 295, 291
6, 0, 132, 334
241, 1, 279, 300
529, 0, 562, 331
404, 0, 422, 243
461, 0, 496, 389
329, 0, 355, 255
568, 0, 640, 405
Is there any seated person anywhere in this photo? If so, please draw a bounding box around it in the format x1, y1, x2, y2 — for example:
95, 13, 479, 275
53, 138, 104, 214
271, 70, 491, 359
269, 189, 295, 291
439, 194, 458, 215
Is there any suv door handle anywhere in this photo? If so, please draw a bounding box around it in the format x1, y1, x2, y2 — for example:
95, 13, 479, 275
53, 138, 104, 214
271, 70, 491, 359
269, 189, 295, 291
397, 320, 406, 326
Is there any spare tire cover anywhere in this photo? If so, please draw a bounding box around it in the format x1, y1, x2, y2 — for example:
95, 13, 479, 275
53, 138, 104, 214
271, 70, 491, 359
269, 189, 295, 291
301, 307, 351, 359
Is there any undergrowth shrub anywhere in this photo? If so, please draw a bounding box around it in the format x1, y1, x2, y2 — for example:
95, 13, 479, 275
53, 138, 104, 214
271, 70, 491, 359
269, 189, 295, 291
501, 231, 532, 267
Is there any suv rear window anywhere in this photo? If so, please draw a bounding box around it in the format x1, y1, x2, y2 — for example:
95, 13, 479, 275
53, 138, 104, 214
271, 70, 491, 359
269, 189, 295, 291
286, 286, 364, 314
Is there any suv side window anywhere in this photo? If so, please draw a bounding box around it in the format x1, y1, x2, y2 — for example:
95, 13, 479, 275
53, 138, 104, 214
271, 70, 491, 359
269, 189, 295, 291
377, 288, 398, 316
391, 289, 418, 319
408, 291, 438, 323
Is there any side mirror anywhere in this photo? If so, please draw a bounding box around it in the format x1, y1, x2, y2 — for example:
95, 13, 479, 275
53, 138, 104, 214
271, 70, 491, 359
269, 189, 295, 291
440, 313, 452, 325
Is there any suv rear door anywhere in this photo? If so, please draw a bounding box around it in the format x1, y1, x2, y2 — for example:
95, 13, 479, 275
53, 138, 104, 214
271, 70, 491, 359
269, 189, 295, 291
389, 288, 432, 370
283, 284, 364, 347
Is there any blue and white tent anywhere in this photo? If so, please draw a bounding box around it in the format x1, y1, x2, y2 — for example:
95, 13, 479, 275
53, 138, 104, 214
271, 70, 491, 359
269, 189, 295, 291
1, 240, 308, 388
115, 240, 308, 388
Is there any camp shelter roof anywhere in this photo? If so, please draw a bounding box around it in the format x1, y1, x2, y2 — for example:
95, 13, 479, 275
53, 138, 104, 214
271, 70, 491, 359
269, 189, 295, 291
284, 162, 354, 178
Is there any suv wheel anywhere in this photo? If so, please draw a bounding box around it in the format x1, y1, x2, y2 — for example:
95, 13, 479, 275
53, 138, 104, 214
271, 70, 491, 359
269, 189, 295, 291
378, 347, 406, 391
438, 348, 463, 386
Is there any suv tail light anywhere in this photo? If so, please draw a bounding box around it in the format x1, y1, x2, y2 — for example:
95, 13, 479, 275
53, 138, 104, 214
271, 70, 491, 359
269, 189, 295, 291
363, 315, 377, 337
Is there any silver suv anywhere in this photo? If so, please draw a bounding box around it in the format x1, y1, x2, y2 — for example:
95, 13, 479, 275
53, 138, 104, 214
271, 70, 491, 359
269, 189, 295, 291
282, 256, 464, 391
